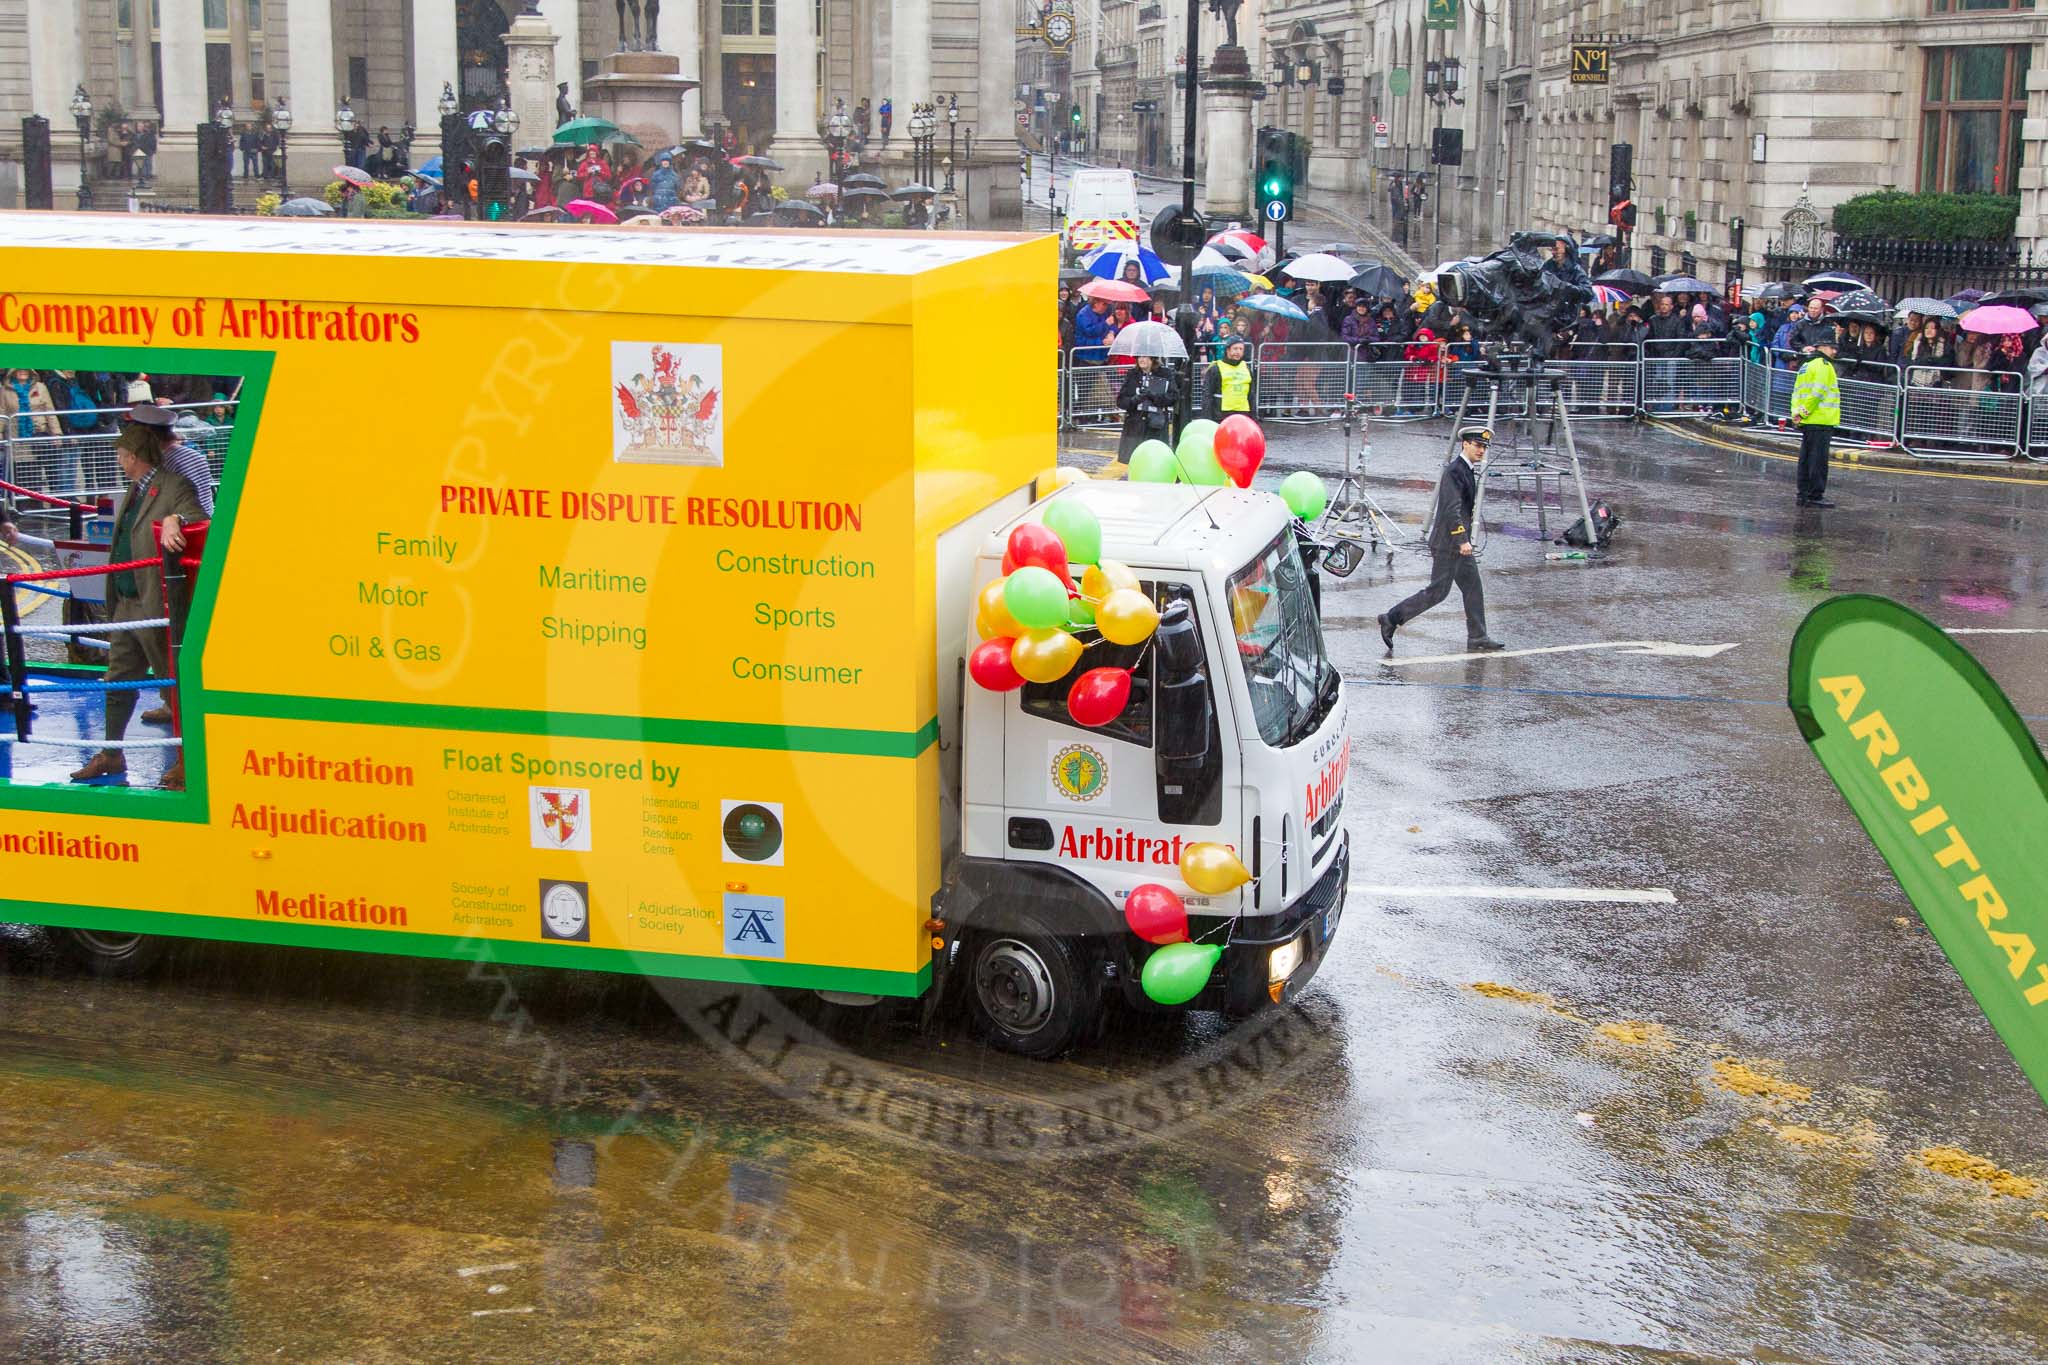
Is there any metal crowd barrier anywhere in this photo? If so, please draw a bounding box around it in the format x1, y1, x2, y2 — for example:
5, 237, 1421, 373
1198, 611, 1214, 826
1552, 342, 1639, 420
2028, 393, 2048, 463
1641, 340, 1742, 417
1188, 342, 1223, 417
1899, 366, 2023, 462
1054, 347, 1066, 428
1350, 342, 1441, 423
2, 401, 236, 503
1065, 347, 1122, 428
1837, 360, 1903, 447
1255, 342, 1350, 422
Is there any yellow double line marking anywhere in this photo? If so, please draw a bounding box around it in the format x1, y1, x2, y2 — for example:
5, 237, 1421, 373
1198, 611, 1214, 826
1646, 419, 2048, 489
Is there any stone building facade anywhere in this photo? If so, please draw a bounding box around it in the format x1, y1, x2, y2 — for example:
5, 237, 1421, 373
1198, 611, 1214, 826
0, 0, 1022, 221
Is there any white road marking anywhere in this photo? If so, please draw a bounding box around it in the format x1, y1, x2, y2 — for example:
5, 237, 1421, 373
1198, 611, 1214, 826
1351, 884, 1678, 905
1383, 640, 1740, 668
456, 1262, 523, 1278
1945, 627, 2048, 636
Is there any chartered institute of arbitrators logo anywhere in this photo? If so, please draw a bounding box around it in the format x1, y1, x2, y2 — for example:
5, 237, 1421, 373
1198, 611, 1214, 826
1048, 741, 1110, 804
529, 786, 591, 851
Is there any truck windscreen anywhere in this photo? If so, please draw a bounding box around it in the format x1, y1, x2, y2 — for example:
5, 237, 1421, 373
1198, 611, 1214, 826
1227, 529, 1336, 747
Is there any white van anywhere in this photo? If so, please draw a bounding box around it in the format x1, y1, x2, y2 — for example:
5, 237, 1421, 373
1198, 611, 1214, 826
1064, 168, 1141, 255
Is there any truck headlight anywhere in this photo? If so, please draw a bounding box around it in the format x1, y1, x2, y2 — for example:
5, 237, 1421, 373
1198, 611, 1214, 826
1267, 933, 1304, 984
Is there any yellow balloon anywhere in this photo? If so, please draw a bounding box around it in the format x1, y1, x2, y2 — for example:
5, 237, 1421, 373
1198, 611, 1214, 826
976, 578, 1021, 639
1011, 627, 1084, 684
1097, 588, 1160, 646
1081, 559, 1139, 603
1180, 841, 1251, 896
1034, 465, 1087, 500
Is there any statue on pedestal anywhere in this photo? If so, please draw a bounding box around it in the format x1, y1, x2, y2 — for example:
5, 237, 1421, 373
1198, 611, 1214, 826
1207, 0, 1243, 49
614, 0, 663, 51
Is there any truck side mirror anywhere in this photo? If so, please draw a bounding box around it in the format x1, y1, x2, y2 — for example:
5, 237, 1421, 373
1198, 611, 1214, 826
1322, 539, 1365, 578
1154, 601, 1211, 763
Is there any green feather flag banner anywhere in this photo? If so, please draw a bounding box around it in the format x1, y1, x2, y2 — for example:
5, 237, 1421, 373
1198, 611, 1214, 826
1789, 595, 2048, 1110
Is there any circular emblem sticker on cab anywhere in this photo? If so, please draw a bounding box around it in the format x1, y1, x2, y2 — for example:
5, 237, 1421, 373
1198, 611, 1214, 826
1049, 742, 1109, 803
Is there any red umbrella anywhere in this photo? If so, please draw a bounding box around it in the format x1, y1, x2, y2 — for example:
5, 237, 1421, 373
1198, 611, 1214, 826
565, 199, 619, 224
332, 165, 372, 188
1957, 304, 2039, 335
1080, 278, 1150, 304
1209, 228, 1267, 254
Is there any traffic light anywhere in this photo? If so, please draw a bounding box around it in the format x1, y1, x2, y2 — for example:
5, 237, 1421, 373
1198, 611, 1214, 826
1608, 142, 1635, 235
1071, 105, 1082, 130
1255, 125, 1294, 226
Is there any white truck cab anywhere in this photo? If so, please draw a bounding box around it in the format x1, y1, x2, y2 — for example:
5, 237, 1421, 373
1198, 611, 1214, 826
938, 481, 1349, 1056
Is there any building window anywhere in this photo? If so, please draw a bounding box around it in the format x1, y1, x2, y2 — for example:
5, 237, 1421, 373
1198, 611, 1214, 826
1929, 0, 2035, 11
1920, 44, 2031, 193
246, 0, 262, 31
348, 56, 368, 99
202, 0, 227, 29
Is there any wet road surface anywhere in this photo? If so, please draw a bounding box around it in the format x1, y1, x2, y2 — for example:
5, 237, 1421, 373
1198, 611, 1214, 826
6, 415, 2048, 1362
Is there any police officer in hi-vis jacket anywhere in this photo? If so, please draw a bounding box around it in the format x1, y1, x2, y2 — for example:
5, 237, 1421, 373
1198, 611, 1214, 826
1379, 425, 1506, 654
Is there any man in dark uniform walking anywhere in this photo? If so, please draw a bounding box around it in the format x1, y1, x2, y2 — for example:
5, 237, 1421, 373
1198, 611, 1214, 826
1378, 425, 1506, 653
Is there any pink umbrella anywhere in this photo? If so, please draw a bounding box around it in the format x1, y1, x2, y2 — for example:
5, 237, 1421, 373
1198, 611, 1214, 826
565, 199, 619, 224
1079, 278, 1150, 304
1957, 304, 2039, 335
332, 165, 372, 188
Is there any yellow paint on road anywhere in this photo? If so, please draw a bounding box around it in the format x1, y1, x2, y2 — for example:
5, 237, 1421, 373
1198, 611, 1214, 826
1915, 1146, 2042, 1199
1596, 1019, 1673, 1050
1710, 1057, 1814, 1105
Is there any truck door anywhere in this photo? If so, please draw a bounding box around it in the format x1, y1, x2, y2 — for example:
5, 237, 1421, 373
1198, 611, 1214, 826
999, 578, 1241, 912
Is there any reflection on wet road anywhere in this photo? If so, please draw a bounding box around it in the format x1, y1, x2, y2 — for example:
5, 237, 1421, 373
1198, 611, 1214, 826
6, 419, 2048, 1361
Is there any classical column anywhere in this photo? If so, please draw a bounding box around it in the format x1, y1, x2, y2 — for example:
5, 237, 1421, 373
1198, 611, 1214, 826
284, 0, 335, 141
410, 0, 457, 129
974, 0, 1019, 219
653, 0, 702, 134
890, 0, 929, 121
26, 0, 83, 121
871, 0, 891, 114
538, 0, 583, 110
772, 0, 825, 175
131, 8, 159, 123
227, 0, 253, 112
158, 0, 209, 130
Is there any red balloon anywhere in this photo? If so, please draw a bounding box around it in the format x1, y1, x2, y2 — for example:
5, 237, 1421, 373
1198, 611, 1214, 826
1006, 523, 1071, 583
969, 637, 1025, 691
1066, 666, 1132, 727
1125, 883, 1189, 945
1214, 415, 1268, 489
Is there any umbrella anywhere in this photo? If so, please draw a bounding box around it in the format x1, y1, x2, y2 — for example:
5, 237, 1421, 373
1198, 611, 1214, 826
734, 155, 783, 170
1947, 288, 1988, 307
1244, 273, 1275, 290
553, 116, 621, 145
1079, 278, 1150, 304
508, 167, 540, 184
1057, 267, 1093, 286
747, 211, 781, 224
891, 184, 939, 200
1281, 252, 1357, 283
840, 185, 890, 201
776, 200, 826, 220
1348, 263, 1406, 297
1591, 284, 1632, 308
417, 155, 444, 178
805, 182, 840, 199
1192, 267, 1254, 299
1753, 282, 1794, 301
683, 139, 721, 155
1594, 269, 1654, 294
1083, 241, 1172, 284
1579, 233, 1619, 248
275, 196, 334, 217
1209, 228, 1267, 252
1832, 288, 1888, 315
623, 213, 665, 228
1979, 287, 2048, 308
1957, 304, 2039, 335
523, 205, 568, 221
842, 172, 887, 189
1802, 270, 1869, 291
1109, 320, 1189, 361
1315, 241, 1367, 258
1895, 297, 1957, 320
603, 131, 642, 149
332, 164, 372, 187
1207, 237, 1259, 263
1240, 293, 1309, 320
659, 204, 707, 224
564, 199, 618, 224
1189, 246, 1240, 274
1654, 276, 1716, 294
517, 146, 554, 159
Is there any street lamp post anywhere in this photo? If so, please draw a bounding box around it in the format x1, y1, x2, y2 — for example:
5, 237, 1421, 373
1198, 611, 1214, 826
437, 82, 462, 216
214, 97, 236, 194
335, 95, 357, 168
68, 84, 92, 210
1422, 56, 1463, 264
272, 98, 293, 195
1042, 90, 1060, 219
824, 98, 853, 188
944, 94, 958, 193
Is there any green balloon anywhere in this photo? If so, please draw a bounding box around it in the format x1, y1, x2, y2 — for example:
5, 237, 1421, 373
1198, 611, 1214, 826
1177, 420, 1228, 486
1043, 500, 1103, 567
1066, 592, 1096, 627
1127, 440, 1179, 484
1140, 941, 1222, 1006
1280, 470, 1328, 521
1004, 565, 1070, 630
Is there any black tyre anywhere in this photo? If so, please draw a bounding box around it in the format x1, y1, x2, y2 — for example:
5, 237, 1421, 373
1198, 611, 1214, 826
58, 927, 171, 979
960, 910, 1100, 1060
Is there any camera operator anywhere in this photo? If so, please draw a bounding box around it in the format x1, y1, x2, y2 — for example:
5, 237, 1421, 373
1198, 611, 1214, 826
1541, 238, 1594, 348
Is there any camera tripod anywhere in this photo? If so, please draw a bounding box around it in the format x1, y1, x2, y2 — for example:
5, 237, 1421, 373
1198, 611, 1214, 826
1321, 393, 1413, 565
1442, 355, 1603, 557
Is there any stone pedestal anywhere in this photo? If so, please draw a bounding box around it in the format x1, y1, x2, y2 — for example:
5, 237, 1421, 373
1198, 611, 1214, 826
1202, 47, 1258, 223
503, 9, 560, 159
581, 51, 701, 154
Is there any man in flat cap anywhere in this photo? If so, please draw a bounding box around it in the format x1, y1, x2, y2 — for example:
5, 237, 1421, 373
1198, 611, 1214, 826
1379, 425, 1506, 654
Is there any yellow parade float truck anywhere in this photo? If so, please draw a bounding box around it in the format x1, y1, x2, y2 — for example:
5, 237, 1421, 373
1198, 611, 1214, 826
0, 213, 1347, 1057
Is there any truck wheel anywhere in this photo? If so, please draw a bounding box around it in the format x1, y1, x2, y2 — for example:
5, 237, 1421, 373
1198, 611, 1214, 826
58, 927, 171, 979
962, 913, 1099, 1059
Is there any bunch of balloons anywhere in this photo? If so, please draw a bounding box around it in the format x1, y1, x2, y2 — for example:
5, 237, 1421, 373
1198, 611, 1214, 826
1123, 840, 1254, 1005
966, 499, 1163, 726
1127, 413, 1268, 490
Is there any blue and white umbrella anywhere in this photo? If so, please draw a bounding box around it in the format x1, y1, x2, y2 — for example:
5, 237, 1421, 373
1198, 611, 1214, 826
1240, 293, 1309, 321
1082, 241, 1173, 284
